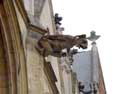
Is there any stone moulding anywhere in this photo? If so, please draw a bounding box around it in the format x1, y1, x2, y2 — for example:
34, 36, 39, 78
14, 0, 30, 26
43, 61, 59, 94
29, 24, 48, 35
0, 0, 28, 94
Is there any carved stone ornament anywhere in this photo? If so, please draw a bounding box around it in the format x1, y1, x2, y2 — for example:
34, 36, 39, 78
36, 34, 88, 57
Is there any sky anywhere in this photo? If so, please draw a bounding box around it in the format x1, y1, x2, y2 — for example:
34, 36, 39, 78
52, 0, 125, 94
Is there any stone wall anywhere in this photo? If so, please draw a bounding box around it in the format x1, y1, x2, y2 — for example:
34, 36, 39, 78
14, 0, 63, 93
26, 37, 53, 94
39, 0, 56, 35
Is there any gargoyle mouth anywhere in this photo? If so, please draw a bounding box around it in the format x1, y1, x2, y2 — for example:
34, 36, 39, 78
79, 40, 88, 49
80, 44, 87, 49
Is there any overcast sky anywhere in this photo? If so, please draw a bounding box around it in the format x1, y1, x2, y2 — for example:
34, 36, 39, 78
52, 0, 125, 94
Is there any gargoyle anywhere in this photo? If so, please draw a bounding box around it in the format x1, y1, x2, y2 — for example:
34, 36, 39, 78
36, 34, 88, 57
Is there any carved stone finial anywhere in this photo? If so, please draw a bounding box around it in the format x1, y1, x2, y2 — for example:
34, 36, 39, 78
87, 31, 100, 44
55, 13, 62, 26
54, 13, 64, 34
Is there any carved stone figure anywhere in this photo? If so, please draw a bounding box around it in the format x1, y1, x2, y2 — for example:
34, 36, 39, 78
36, 34, 88, 57
54, 13, 64, 34
55, 13, 62, 26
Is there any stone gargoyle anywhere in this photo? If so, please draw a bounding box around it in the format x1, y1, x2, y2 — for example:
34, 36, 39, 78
36, 34, 88, 57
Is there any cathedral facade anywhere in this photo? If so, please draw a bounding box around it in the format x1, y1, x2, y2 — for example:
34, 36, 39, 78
0, 0, 106, 94
0, 0, 79, 94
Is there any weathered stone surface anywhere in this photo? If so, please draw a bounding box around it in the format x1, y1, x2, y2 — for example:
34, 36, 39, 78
26, 38, 53, 94
34, 0, 45, 16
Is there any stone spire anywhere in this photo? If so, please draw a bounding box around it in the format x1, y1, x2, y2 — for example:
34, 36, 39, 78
88, 31, 101, 94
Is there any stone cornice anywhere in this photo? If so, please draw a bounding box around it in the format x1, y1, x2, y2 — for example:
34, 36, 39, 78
14, 0, 30, 26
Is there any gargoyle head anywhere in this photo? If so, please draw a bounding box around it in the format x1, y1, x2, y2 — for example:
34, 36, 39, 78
75, 34, 88, 49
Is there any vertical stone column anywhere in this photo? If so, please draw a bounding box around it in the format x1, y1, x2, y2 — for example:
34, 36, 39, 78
0, 29, 9, 94
91, 43, 99, 84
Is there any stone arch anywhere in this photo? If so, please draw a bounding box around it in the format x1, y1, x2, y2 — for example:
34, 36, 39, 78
0, 0, 28, 94
0, 8, 17, 94
0, 21, 10, 94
